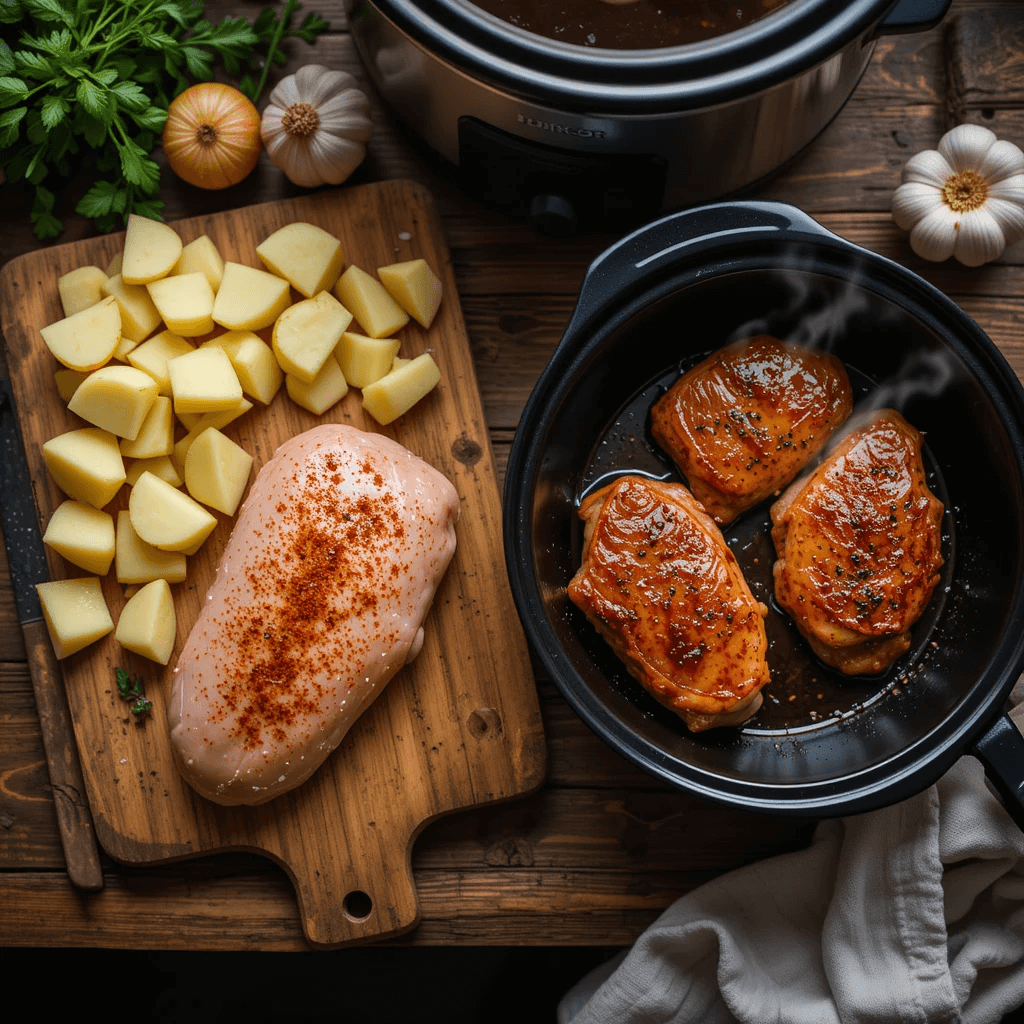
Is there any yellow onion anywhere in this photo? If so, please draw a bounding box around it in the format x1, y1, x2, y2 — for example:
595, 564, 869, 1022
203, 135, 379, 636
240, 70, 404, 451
162, 83, 261, 190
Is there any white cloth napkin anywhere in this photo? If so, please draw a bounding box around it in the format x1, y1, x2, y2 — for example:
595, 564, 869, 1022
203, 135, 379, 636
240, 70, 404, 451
559, 704, 1024, 1024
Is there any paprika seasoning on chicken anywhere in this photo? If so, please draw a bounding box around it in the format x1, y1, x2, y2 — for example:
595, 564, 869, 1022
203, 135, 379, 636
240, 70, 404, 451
169, 424, 460, 806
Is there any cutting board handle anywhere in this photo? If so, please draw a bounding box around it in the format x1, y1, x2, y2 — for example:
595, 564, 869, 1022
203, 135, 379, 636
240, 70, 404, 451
286, 845, 420, 947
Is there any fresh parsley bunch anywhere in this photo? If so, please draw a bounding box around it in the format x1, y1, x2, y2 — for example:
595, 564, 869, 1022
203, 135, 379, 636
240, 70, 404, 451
0, 0, 328, 239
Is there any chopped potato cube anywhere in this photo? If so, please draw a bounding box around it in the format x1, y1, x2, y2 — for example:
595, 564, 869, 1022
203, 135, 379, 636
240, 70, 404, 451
126, 329, 195, 395
58, 266, 109, 318
361, 352, 441, 425
42, 427, 125, 508
207, 330, 282, 404
101, 273, 162, 343
377, 259, 443, 329
37, 577, 113, 659
125, 454, 183, 488
119, 395, 174, 459
55, 368, 89, 403
333, 264, 409, 338
175, 396, 253, 435
171, 399, 253, 473
116, 578, 177, 665
212, 262, 292, 331
146, 272, 215, 337
257, 222, 345, 298
129, 471, 218, 554
113, 334, 138, 362
286, 353, 349, 415
43, 500, 115, 575
335, 331, 401, 389
170, 432, 194, 475
115, 510, 187, 584
272, 290, 352, 383
173, 235, 224, 292
167, 346, 243, 414
184, 427, 253, 516
40, 295, 121, 372
67, 364, 160, 440
122, 214, 183, 285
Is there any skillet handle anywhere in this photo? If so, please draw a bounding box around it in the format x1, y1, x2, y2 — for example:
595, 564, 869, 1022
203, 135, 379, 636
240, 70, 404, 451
562, 201, 841, 344
970, 713, 1024, 833
875, 0, 951, 37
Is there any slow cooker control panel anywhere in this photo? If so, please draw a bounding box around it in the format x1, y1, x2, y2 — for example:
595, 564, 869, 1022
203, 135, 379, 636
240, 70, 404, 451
458, 117, 667, 236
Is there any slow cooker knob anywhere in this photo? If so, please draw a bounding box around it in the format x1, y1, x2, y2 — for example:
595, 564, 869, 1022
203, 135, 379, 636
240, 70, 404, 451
529, 194, 579, 237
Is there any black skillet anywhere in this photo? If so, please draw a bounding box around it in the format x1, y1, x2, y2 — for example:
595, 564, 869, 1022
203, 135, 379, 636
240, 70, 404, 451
503, 200, 1024, 825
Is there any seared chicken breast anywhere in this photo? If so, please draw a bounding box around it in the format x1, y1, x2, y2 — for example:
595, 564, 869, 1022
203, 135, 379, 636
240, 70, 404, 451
650, 335, 853, 524
568, 475, 770, 731
170, 424, 460, 805
771, 408, 944, 676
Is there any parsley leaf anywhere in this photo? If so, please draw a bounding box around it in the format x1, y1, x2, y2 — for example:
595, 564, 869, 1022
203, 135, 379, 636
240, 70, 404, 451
75, 79, 108, 121
110, 80, 148, 112
120, 137, 161, 192
0, 41, 16, 76
39, 92, 68, 128
0, 76, 27, 107
75, 178, 119, 218
295, 12, 330, 43
0, 105, 26, 147
23, 0, 74, 26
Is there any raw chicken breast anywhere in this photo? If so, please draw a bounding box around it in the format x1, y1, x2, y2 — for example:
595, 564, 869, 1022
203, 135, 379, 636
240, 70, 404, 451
771, 408, 944, 675
650, 335, 852, 524
568, 475, 770, 732
169, 424, 460, 805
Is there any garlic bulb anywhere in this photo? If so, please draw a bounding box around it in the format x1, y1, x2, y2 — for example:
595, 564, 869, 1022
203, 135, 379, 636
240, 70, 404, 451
260, 65, 373, 188
892, 124, 1024, 267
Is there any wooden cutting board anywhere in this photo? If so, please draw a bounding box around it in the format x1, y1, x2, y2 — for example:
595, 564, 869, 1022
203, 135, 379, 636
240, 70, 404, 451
0, 181, 546, 947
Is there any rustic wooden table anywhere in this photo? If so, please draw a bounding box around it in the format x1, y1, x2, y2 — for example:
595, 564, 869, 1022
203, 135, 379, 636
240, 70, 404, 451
2, 0, 1022, 950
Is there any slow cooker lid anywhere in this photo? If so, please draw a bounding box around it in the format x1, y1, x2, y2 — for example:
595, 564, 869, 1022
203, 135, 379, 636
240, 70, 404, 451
367, 0, 900, 112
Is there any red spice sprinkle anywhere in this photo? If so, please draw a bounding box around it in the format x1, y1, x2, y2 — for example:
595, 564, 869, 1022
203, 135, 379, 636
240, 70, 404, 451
215, 458, 409, 751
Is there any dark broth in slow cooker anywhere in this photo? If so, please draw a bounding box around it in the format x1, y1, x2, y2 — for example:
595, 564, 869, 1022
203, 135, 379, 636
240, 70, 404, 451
467, 0, 791, 49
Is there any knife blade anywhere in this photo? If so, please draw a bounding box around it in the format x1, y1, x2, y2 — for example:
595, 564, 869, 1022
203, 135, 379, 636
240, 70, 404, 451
0, 377, 103, 891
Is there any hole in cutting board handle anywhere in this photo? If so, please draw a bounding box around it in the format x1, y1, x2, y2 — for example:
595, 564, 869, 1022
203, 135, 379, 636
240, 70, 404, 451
343, 889, 373, 922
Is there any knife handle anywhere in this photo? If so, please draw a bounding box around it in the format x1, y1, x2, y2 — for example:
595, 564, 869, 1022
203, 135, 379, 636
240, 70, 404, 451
22, 619, 104, 891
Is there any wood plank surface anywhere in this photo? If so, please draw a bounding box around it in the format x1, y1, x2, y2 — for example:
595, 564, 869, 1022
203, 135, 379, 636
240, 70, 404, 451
0, 182, 545, 947
3, 0, 1024, 951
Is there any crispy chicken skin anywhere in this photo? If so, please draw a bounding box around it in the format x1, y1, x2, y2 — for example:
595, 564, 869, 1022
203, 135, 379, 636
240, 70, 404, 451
650, 335, 853, 524
568, 475, 770, 731
771, 409, 944, 676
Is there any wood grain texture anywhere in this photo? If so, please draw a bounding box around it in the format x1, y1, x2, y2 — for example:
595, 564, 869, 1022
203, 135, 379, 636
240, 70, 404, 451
948, 4, 1024, 116
0, 181, 546, 947
4, 0, 1024, 951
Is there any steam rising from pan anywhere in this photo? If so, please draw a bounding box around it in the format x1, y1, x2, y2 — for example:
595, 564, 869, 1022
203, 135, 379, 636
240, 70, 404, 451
723, 256, 958, 432
725, 251, 873, 352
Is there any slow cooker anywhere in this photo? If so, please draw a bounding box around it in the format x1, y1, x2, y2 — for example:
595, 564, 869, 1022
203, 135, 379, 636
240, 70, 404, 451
345, 0, 951, 233
503, 200, 1024, 824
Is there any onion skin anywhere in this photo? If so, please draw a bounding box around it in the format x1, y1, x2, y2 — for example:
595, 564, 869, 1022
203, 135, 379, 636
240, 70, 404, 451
162, 83, 262, 190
